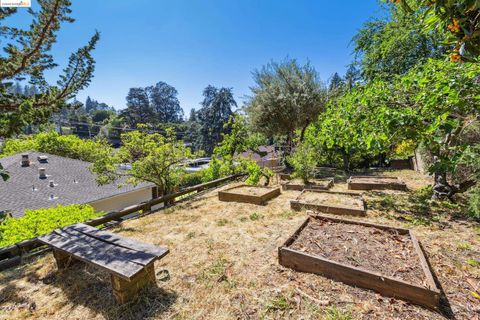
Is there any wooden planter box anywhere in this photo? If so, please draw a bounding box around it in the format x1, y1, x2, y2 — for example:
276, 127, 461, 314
347, 176, 407, 191
282, 178, 334, 191
290, 190, 366, 217
278, 214, 441, 310
218, 185, 281, 205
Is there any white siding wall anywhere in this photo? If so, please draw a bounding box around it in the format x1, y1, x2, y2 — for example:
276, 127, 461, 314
88, 187, 153, 213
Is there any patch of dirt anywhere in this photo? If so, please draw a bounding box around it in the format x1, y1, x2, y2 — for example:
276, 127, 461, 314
297, 192, 363, 208
289, 217, 427, 287
350, 176, 403, 185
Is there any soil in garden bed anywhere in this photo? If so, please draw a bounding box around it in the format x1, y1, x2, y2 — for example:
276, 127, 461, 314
297, 192, 363, 208
227, 186, 274, 196
289, 218, 427, 287
350, 177, 402, 184
289, 178, 332, 187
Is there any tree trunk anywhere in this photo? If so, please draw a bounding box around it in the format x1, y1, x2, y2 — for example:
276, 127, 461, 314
284, 132, 294, 170
341, 150, 351, 173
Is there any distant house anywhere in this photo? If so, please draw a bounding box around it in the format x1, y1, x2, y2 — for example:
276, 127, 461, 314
0, 152, 157, 218
239, 145, 281, 168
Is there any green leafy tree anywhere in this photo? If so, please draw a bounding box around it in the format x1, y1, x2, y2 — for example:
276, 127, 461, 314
353, 3, 446, 81
0, 131, 111, 163
148, 81, 184, 123
246, 59, 327, 156
287, 143, 317, 184
92, 127, 192, 196
392, 0, 480, 61
121, 87, 155, 127
0, 0, 100, 138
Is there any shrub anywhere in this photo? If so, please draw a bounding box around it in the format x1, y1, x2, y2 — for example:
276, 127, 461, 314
1, 131, 110, 163
287, 143, 317, 184
180, 170, 205, 188
0, 204, 101, 247
468, 187, 480, 219
244, 160, 273, 186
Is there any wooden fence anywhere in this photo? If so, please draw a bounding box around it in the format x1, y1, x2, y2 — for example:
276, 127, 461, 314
0, 174, 242, 271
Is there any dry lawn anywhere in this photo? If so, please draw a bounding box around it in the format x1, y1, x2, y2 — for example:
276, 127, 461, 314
0, 170, 479, 320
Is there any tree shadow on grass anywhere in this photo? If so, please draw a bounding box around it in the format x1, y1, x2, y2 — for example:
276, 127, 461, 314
367, 187, 470, 225
31, 262, 177, 320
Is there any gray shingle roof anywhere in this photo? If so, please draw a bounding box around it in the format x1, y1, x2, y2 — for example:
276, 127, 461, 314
0, 151, 153, 217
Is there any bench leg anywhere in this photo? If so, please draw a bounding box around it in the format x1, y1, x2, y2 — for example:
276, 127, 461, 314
110, 263, 156, 304
53, 249, 77, 269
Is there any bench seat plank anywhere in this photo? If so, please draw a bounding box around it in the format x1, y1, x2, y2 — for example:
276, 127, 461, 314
54, 227, 157, 267
38, 233, 143, 280
66, 223, 169, 258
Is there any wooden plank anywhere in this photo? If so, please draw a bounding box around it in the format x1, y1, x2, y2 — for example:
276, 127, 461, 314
279, 247, 440, 310
65, 223, 168, 258
38, 233, 143, 280
409, 231, 440, 292
55, 227, 157, 267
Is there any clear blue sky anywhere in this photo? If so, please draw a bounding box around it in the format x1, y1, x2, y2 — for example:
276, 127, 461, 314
10, 0, 383, 114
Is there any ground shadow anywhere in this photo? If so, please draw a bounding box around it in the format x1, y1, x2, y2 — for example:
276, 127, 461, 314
37, 262, 177, 319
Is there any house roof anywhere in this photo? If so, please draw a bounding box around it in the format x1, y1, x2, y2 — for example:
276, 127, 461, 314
0, 151, 153, 218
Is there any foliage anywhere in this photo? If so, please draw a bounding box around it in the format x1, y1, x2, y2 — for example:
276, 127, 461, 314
196, 85, 236, 155
0, 204, 100, 247
179, 170, 205, 188
244, 160, 273, 186
391, 0, 480, 61
92, 127, 192, 195
393, 139, 417, 159
0, 131, 110, 163
287, 143, 317, 183
246, 58, 327, 154
0, 0, 99, 138
353, 3, 446, 81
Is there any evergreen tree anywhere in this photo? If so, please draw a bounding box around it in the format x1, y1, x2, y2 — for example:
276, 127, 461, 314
0, 0, 99, 139
121, 87, 155, 127
189, 108, 197, 122
344, 64, 361, 90
148, 81, 184, 123
85, 96, 95, 113
328, 72, 345, 96
196, 85, 236, 154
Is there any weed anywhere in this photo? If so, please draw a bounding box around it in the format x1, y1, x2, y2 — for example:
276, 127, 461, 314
186, 231, 196, 240
216, 218, 229, 226
239, 216, 248, 222
466, 259, 480, 267
458, 242, 472, 250
250, 212, 262, 221
281, 210, 296, 219
265, 294, 291, 312
323, 305, 354, 320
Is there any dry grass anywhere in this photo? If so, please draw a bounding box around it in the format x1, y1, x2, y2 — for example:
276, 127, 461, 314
0, 171, 479, 320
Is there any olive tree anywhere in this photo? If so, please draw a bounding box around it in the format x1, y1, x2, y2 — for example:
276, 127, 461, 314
245, 59, 327, 157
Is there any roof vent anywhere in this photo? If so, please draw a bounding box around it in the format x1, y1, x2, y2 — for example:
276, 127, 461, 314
48, 194, 58, 201
21, 154, 30, 167
39, 168, 47, 179
38, 155, 48, 163
49, 180, 57, 187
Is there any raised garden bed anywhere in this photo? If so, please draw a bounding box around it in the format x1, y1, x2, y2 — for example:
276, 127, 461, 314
347, 176, 407, 191
282, 178, 334, 191
290, 190, 366, 216
218, 185, 281, 205
278, 214, 441, 310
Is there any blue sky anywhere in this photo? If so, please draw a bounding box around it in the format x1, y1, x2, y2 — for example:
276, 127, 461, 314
9, 0, 383, 114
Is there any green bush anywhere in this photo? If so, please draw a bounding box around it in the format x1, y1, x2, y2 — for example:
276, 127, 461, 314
0, 204, 101, 247
244, 160, 273, 186
287, 143, 317, 184
180, 170, 206, 187
468, 187, 480, 219
1, 131, 110, 163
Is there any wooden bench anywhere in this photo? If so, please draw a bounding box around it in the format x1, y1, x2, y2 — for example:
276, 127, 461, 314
38, 223, 169, 304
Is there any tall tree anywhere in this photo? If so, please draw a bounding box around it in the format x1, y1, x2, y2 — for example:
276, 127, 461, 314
246, 59, 326, 155
328, 72, 345, 96
344, 64, 361, 90
196, 85, 236, 154
0, 0, 99, 138
353, 4, 446, 81
121, 88, 155, 127
148, 81, 183, 123
0, 0, 99, 181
